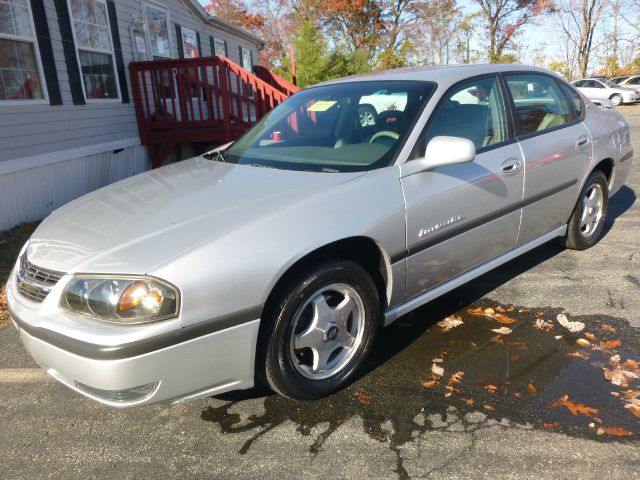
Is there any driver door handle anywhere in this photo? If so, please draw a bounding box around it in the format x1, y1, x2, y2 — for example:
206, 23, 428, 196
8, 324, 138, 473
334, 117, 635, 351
577, 135, 589, 147
501, 157, 522, 175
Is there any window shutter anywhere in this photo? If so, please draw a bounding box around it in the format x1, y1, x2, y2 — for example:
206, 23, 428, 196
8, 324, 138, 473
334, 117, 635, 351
250, 50, 254, 70
238, 45, 242, 66
209, 35, 215, 56
29, 0, 62, 105
224, 40, 227, 57
52, 0, 85, 105
195, 31, 202, 57
175, 24, 184, 58
106, 0, 129, 103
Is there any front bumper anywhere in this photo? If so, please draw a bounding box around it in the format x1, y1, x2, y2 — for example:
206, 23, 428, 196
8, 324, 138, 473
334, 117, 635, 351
7, 272, 260, 407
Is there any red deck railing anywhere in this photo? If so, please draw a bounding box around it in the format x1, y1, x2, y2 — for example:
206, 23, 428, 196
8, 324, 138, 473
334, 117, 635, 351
129, 56, 297, 167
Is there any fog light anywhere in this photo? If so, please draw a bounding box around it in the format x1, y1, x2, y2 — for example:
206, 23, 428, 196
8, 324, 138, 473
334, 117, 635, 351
74, 381, 159, 404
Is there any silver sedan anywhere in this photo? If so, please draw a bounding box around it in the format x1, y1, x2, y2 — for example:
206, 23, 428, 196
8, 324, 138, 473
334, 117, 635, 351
572, 78, 640, 105
6, 65, 633, 406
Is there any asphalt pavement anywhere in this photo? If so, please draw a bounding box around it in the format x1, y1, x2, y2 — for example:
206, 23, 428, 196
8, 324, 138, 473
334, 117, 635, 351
1, 107, 639, 480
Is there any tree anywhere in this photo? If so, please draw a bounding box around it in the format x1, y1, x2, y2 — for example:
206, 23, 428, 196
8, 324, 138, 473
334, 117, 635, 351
203, 0, 266, 30
417, 0, 463, 65
556, 0, 608, 77
472, 0, 554, 62
455, 13, 481, 64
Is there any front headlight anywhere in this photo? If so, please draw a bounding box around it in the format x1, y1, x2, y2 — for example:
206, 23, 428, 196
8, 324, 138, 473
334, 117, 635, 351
61, 276, 179, 324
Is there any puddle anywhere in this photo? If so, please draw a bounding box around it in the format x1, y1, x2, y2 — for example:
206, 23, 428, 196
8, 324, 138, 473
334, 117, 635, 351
201, 299, 639, 477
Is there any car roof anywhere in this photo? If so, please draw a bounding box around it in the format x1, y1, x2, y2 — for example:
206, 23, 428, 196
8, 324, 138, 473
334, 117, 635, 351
317, 64, 564, 90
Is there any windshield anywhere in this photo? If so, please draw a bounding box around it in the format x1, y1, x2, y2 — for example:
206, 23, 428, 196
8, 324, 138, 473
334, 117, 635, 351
221, 81, 435, 173
602, 79, 618, 88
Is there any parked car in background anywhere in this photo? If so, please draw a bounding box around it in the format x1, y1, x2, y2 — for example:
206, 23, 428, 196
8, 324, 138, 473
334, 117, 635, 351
7, 64, 633, 407
618, 75, 640, 89
611, 75, 632, 84
572, 78, 640, 105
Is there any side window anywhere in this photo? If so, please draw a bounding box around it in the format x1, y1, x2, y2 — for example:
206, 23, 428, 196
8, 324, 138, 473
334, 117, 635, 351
628, 77, 640, 85
413, 76, 507, 157
505, 74, 571, 136
592, 81, 605, 88
560, 83, 583, 120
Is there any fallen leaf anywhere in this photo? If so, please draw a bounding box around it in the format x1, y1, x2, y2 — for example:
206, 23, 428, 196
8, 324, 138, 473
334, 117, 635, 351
599, 426, 634, 437
554, 335, 563, 340
446, 385, 460, 394
491, 327, 512, 335
623, 359, 639, 371
507, 305, 517, 312
534, 319, 554, 331
484, 307, 495, 316
576, 338, 592, 347
535, 311, 544, 318
601, 339, 622, 349
354, 391, 370, 405
431, 363, 445, 377
495, 305, 506, 312
484, 384, 498, 394
557, 313, 585, 332
526, 383, 538, 395
508, 341, 527, 348
483, 404, 495, 411
459, 397, 474, 405
567, 351, 590, 360
518, 308, 530, 313
448, 371, 465, 385
437, 315, 463, 332
601, 324, 616, 333
549, 395, 599, 417
490, 335, 505, 344
584, 332, 597, 341
467, 307, 484, 316
432, 357, 444, 363
513, 392, 522, 398
544, 422, 559, 428
494, 313, 517, 325
422, 378, 438, 388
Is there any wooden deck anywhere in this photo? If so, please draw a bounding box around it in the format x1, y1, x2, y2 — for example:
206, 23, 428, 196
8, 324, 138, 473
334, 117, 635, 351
129, 56, 299, 167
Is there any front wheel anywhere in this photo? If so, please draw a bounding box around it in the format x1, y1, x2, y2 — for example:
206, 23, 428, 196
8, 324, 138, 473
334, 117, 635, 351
563, 170, 608, 250
610, 94, 623, 106
259, 260, 380, 400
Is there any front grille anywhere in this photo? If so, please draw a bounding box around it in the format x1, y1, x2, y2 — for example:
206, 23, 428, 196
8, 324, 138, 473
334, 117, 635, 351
16, 255, 64, 303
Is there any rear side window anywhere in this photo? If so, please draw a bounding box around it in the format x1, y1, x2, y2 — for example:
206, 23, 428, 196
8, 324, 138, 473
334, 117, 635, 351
505, 74, 571, 136
560, 83, 583, 120
627, 76, 640, 86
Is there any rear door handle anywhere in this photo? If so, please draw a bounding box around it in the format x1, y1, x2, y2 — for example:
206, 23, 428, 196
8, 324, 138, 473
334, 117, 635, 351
577, 135, 589, 146
501, 157, 521, 175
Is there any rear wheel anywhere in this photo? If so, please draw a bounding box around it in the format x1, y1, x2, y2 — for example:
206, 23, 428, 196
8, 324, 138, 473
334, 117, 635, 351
610, 94, 623, 106
563, 170, 608, 250
259, 260, 379, 400
358, 105, 377, 127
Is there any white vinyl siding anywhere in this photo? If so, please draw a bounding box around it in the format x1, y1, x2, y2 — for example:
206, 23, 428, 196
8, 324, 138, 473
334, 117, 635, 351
68, 0, 119, 99
0, 0, 47, 101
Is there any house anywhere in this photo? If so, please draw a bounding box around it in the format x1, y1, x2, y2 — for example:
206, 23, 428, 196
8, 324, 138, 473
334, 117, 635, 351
0, 0, 266, 231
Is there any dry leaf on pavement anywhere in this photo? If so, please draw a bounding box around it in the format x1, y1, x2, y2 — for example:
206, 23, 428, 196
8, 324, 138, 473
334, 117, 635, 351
484, 384, 498, 393
601, 339, 622, 349
534, 319, 554, 331
550, 395, 599, 417
431, 363, 445, 377
584, 332, 597, 341
467, 307, 484, 316
437, 315, 463, 332
494, 313, 517, 325
491, 327, 512, 335
526, 383, 538, 395
597, 426, 634, 437
576, 338, 592, 347
354, 391, 371, 405
601, 324, 616, 333
557, 313, 585, 332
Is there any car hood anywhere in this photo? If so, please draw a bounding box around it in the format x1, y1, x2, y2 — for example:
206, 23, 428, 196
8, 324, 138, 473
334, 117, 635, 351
26, 157, 364, 274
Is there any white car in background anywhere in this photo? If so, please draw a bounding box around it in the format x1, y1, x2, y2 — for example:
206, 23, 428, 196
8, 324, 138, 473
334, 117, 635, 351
572, 78, 640, 106
618, 75, 640, 89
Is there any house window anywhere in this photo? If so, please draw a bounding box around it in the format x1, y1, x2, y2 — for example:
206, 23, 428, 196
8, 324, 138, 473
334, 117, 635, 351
213, 37, 225, 56
0, 0, 45, 100
144, 2, 170, 59
180, 26, 198, 58
69, 0, 118, 99
240, 46, 251, 71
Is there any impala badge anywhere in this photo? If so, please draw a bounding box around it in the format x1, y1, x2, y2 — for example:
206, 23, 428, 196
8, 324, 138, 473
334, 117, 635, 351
419, 216, 463, 237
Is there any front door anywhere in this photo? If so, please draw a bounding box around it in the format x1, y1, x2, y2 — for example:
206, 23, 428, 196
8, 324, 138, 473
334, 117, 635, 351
401, 75, 524, 299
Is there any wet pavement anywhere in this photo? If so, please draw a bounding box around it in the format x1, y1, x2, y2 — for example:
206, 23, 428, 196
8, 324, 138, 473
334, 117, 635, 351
1, 107, 639, 479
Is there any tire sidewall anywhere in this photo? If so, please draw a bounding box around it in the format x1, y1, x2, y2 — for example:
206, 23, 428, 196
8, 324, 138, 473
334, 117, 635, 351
568, 171, 609, 249
610, 94, 623, 105
264, 261, 379, 400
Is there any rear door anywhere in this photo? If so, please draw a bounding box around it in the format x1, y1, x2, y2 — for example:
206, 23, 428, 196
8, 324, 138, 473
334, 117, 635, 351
401, 75, 524, 299
503, 73, 591, 244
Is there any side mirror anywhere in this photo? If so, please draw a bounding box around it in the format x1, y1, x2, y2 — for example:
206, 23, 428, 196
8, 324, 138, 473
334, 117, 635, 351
401, 136, 476, 176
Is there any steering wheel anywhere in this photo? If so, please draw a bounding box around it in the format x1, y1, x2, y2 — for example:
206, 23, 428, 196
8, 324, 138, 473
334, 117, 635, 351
369, 130, 400, 144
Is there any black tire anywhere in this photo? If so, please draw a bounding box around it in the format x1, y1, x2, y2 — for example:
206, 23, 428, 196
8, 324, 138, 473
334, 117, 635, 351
258, 260, 380, 400
610, 94, 623, 106
563, 170, 608, 250
358, 105, 377, 127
